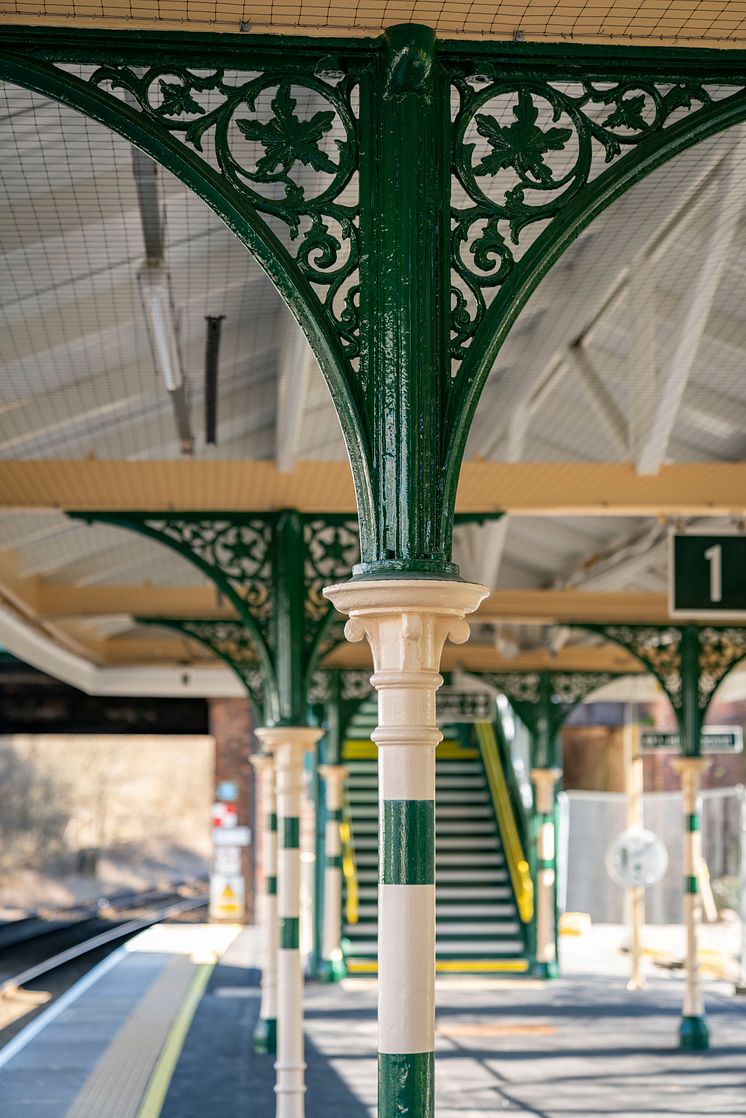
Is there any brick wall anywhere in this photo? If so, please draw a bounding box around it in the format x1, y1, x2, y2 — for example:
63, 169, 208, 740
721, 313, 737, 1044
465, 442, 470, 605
209, 698, 257, 923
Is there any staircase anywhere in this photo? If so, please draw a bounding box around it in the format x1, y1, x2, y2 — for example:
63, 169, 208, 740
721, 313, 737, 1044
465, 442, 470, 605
341, 738, 531, 974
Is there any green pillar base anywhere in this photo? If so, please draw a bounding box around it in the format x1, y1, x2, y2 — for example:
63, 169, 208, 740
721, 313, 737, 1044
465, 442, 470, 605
679, 1015, 709, 1051
318, 955, 348, 983
379, 1052, 434, 1118
253, 1016, 277, 1054
533, 960, 559, 980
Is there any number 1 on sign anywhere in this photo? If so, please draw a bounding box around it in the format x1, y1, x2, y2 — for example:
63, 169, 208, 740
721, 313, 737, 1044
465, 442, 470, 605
705, 544, 722, 603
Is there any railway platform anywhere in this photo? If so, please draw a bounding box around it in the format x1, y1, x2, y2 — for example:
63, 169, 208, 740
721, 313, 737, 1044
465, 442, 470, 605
0, 923, 744, 1117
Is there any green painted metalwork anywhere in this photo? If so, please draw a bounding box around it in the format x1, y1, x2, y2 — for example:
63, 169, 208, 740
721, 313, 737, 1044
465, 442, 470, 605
473, 670, 620, 768
580, 624, 746, 756
8, 29, 746, 574
469, 668, 621, 975
75, 510, 360, 724
137, 616, 267, 718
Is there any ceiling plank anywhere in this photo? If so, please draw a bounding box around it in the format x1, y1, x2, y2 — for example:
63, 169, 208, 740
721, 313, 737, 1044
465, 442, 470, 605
3, 458, 746, 516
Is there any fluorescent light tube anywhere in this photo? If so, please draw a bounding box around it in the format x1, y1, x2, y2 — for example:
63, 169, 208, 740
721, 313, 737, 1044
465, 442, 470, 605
138, 265, 183, 392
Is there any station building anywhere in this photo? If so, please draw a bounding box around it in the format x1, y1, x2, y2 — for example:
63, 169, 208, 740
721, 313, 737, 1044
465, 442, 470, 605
0, 2, 746, 1116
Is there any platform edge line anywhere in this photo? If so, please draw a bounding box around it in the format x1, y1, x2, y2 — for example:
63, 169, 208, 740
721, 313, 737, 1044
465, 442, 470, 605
136, 961, 215, 1118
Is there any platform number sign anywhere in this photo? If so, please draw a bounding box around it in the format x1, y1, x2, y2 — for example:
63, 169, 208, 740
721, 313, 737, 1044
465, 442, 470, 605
670, 531, 746, 618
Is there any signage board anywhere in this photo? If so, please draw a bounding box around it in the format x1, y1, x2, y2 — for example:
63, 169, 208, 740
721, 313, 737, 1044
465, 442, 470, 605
212, 801, 237, 828
214, 825, 251, 847
605, 828, 668, 889
214, 845, 242, 874
641, 726, 743, 754
436, 689, 494, 723
209, 872, 245, 919
217, 780, 238, 802
670, 530, 746, 618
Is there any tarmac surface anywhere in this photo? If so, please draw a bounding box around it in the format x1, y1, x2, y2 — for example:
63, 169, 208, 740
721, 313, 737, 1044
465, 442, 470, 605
1, 923, 743, 1116
164, 924, 746, 1117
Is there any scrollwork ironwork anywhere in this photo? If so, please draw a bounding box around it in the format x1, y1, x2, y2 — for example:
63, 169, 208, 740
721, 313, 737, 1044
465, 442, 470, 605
698, 627, 746, 711
448, 72, 737, 367
85, 63, 361, 360
148, 617, 266, 715
145, 517, 274, 640
304, 517, 359, 642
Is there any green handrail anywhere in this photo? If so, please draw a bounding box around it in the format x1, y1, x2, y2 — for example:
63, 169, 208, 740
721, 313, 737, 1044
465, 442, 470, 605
476, 721, 534, 924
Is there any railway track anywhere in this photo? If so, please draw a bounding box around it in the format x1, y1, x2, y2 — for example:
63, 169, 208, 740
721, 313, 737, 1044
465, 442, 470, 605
0, 889, 209, 1044
0, 881, 206, 949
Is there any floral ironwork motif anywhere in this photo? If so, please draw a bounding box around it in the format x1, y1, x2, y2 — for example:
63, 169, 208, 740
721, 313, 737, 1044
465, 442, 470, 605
84, 64, 361, 361
698, 627, 746, 711
341, 670, 373, 702
146, 517, 274, 638
550, 672, 618, 717
598, 625, 683, 708
481, 672, 540, 708
304, 517, 359, 636
151, 618, 266, 715
478, 670, 616, 732
449, 73, 740, 366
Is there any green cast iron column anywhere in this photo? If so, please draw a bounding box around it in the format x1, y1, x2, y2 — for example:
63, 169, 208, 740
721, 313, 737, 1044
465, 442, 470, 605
357, 22, 454, 579
364, 26, 445, 1118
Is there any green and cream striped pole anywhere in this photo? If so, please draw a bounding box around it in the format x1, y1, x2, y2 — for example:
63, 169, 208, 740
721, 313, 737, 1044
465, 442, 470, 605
530, 767, 561, 979
251, 746, 278, 1054
672, 756, 710, 1050
324, 579, 487, 1118
318, 763, 349, 981
258, 726, 322, 1118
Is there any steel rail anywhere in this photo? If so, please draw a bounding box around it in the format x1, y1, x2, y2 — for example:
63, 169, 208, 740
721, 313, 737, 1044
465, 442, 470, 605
1, 896, 208, 998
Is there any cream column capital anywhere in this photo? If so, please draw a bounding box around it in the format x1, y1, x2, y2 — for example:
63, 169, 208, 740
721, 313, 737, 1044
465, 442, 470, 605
317, 764, 349, 784
323, 578, 488, 672
671, 756, 710, 778
255, 726, 323, 753
530, 767, 562, 814
250, 751, 276, 770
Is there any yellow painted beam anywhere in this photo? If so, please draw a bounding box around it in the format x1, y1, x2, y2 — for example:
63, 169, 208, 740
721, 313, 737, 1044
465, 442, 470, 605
1, 459, 746, 517
478, 589, 674, 625
37, 583, 236, 620
34, 584, 673, 625
0, 5, 742, 50
322, 640, 643, 675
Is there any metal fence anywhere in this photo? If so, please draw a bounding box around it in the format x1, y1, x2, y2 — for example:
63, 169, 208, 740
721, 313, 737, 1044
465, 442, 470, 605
560, 787, 742, 924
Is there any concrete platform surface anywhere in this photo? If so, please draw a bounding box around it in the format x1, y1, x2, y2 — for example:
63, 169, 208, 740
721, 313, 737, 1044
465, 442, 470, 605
1, 923, 744, 1117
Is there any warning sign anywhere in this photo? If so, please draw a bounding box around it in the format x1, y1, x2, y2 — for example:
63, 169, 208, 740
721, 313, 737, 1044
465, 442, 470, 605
210, 872, 245, 920
212, 801, 238, 828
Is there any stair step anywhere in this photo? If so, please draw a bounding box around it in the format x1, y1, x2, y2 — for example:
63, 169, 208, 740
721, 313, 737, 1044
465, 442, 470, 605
343, 939, 526, 955
355, 902, 517, 918
353, 836, 501, 852
347, 804, 493, 819
350, 820, 496, 836
347, 920, 521, 935
355, 871, 510, 886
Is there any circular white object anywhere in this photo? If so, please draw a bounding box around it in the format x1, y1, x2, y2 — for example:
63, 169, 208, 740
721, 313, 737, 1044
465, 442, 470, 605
605, 828, 669, 889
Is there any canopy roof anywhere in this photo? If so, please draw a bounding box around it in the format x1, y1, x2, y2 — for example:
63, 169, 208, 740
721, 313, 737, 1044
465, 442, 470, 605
2, 22, 746, 700
1, 1, 745, 48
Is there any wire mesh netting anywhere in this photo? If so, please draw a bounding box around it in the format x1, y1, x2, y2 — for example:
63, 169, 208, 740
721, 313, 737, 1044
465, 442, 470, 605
2, 1, 746, 42
562, 787, 742, 924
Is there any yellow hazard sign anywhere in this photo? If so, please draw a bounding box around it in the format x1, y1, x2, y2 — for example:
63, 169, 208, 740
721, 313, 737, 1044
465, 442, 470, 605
210, 873, 245, 920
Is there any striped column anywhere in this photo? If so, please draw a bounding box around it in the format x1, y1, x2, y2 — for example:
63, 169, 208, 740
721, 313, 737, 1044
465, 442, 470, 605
323, 579, 487, 1118
251, 746, 278, 1054
672, 757, 710, 1051
300, 756, 317, 966
318, 764, 349, 981
530, 768, 561, 979
258, 727, 322, 1118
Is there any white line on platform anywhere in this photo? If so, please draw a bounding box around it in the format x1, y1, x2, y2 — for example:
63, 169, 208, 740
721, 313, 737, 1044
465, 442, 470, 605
0, 945, 127, 1071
